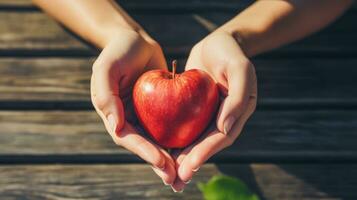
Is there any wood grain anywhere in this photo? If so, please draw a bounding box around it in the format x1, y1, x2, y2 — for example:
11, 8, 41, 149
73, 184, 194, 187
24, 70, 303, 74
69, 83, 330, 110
1, 110, 357, 163
0, 9, 356, 57
0, 163, 356, 200
0, 58, 93, 101
0, 0, 355, 12
0, 2, 356, 199
0, 0, 254, 10
219, 164, 357, 200
1, 58, 357, 106
0, 0, 31, 7
0, 164, 215, 200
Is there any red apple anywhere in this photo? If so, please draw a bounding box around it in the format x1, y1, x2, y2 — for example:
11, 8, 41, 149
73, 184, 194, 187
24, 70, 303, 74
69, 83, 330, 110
133, 60, 219, 148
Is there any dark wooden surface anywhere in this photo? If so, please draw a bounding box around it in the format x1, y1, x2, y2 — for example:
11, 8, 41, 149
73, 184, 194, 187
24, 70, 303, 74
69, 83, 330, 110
0, 164, 356, 200
0, 0, 356, 199
0, 2, 357, 57
1, 110, 357, 164
1, 58, 357, 108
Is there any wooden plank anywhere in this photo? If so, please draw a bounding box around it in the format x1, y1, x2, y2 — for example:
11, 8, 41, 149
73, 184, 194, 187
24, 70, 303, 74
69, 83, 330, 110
0, 0, 30, 7
0, 0, 254, 10
0, 10, 356, 57
1, 57, 357, 106
220, 164, 357, 200
0, 164, 215, 199
0, 111, 115, 155
0, 12, 218, 56
0, 12, 93, 53
0, 0, 355, 13
254, 58, 357, 106
1, 110, 357, 163
0, 163, 356, 200
0, 58, 93, 101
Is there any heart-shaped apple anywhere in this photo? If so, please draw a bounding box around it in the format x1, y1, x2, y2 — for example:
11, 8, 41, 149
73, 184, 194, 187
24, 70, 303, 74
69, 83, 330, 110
133, 61, 219, 148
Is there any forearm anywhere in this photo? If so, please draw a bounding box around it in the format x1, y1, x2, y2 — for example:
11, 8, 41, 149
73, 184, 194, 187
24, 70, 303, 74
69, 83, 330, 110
217, 0, 354, 57
32, 0, 148, 48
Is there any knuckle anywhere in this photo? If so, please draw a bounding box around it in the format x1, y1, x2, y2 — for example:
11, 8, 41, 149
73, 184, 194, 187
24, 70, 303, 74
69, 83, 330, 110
92, 59, 112, 74
235, 98, 246, 108
152, 155, 165, 168
93, 94, 112, 111
229, 58, 253, 71
92, 60, 102, 73
230, 98, 246, 114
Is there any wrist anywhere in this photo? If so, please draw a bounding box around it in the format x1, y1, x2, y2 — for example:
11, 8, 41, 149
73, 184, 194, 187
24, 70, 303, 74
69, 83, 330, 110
215, 20, 265, 57
212, 27, 251, 57
97, 26, 145, 48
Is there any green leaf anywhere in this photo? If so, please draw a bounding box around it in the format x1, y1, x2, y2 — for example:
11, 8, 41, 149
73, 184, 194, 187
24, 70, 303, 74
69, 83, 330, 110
197, 175, 260, 200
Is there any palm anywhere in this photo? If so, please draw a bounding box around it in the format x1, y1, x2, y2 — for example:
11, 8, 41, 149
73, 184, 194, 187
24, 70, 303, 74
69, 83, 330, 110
114, 42, 166, 124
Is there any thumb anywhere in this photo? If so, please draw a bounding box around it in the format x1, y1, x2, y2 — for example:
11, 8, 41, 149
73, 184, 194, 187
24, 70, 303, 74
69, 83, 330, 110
96, 93, 125, 135
91, 73, 125, 136
216, 60, 253, 135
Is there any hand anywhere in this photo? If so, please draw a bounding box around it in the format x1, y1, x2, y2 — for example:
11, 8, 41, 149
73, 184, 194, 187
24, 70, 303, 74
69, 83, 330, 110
91, 29, 176, 185
171, 31, 257, 191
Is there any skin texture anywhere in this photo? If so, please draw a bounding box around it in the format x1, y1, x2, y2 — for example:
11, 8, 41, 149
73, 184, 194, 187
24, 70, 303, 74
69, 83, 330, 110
90, 31, 178, 186
170, 31, 258, 191
133, 69, 219, 148
33, 0, 354, 192
33, 0, 177, 186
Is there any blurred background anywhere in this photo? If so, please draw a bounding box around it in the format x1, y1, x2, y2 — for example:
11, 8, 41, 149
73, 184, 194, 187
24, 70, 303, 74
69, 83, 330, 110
0, 0, 357, 199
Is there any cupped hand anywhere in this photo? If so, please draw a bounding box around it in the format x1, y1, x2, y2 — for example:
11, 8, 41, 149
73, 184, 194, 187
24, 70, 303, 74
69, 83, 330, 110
91, 29, 176, 185
171, 31, 258, 192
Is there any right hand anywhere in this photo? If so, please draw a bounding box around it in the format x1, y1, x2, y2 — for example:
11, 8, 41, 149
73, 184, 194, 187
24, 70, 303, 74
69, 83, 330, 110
91, 29, 176, 185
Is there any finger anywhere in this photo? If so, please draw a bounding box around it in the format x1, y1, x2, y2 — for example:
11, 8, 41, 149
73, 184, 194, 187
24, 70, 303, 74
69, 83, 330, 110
171, 178, 186, 193
227, 95, 257, 140
91, 74, 125, 134
177, 129, 227, 183
167, 149, 188, 192
216, 60, 255, 135
170, 150, 187, 193
178, 97, 257, 183
151, 157, 176, 186
114, 122, 166, 170
151, 149, 177, 185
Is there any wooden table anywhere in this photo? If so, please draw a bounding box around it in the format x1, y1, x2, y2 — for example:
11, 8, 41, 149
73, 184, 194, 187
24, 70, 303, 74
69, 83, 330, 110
1, 0, 357, 199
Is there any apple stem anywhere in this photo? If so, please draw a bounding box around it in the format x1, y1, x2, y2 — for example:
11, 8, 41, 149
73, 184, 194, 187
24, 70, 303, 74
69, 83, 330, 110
172, 60, 177, 79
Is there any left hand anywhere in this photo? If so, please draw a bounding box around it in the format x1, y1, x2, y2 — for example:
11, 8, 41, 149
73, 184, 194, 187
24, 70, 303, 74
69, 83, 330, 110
170, 31, 257, 192
90, 29, 177, 186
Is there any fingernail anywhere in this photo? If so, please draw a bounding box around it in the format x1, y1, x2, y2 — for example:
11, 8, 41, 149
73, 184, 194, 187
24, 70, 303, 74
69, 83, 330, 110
184, 179, 191, 184
171, 186, 184, 193
192, 167, 200, 172
107, 114, 116, 133
224, 116, 236, 135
